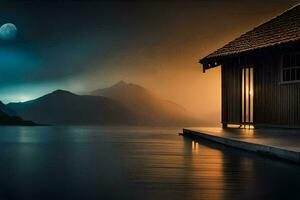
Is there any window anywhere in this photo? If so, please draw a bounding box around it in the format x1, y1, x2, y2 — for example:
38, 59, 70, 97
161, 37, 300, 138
282, 53, 300, 83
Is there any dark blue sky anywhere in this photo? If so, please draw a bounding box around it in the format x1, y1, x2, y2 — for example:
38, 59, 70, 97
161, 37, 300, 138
0, 0, 130, 101
0, 0, 298, 120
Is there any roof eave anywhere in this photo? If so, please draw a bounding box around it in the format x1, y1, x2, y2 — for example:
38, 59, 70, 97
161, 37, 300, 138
199, 56, 221, 72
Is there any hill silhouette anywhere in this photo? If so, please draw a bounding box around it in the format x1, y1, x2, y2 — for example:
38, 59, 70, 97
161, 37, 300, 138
90, 81, 197, 125
7, 90, 135, 125
0, 101, 17, 116
0, 102, 35, 125
7, 82, 198, 126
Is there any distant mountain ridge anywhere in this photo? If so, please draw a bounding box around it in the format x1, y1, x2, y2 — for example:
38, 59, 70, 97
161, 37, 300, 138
0, 101, 17, 116
7, 90, 135, 125
7, 81, 198, 126
90, 81, 196, 125
0, 102, 35, 125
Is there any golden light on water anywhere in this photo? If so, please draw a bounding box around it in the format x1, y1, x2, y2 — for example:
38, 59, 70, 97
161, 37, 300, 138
189, 139, 225, 200
192, 140, 199, 152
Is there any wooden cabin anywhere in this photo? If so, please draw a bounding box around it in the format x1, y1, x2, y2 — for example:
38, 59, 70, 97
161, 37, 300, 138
200, 4, 300, 128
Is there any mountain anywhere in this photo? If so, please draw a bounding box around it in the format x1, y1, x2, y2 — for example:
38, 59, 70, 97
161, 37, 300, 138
0, 101, 17, 116
0, 106, 35, 125
7, 90, 136, 125
7, 83, 198, 126
90, 81, 197, 125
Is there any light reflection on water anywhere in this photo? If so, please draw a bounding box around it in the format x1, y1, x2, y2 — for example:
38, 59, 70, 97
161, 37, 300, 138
0, 126, 299, 200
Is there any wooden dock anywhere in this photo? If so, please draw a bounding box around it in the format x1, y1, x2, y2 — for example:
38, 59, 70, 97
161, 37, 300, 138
183, 127, 300, 163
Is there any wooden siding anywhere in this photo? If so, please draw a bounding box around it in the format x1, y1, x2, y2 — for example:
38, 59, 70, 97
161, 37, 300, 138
221, 45, 300, 128
254, 51, 300, 127
221, 60, 241, 125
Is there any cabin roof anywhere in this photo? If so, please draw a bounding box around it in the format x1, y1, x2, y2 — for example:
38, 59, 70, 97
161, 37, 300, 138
200, 4, 300, 69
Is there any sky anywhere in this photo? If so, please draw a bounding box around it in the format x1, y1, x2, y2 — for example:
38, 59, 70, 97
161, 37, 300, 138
0, 0, 299, 124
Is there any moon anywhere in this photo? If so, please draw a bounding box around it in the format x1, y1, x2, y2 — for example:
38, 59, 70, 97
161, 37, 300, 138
0, 23, 18, 40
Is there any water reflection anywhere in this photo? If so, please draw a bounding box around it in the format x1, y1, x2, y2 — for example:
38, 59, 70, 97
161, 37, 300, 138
188, 137, 256, 200
183, 136, 300, 200
0, 126, 299, 200
191, 140, 199, 152
183, 137, 225, 200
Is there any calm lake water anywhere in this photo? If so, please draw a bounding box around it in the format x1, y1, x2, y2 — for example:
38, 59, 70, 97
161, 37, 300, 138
0, 126, 299, 200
